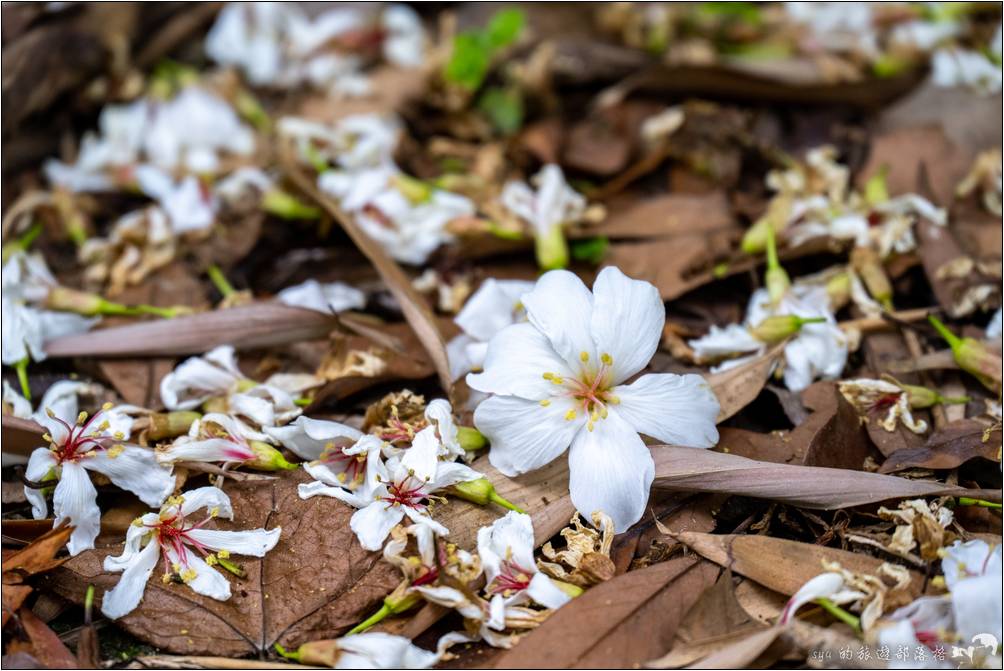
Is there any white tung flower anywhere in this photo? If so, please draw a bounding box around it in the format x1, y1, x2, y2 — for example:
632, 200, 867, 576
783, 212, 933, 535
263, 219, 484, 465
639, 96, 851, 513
264, 415, 364, 461
838, 379, 928, 434
446, 278, 535, 381
298, 425, 481, 550
780, 572, 866, 625
468, 267, 720, 533
479, 511, 571, 611
156, 412, 290, 470
501, 164, 586, 239
24, 401, 175, 555
101, 486, 280, 619
134, 166, 216, 235
159, 345, 299, 427
276, 278, 366, 315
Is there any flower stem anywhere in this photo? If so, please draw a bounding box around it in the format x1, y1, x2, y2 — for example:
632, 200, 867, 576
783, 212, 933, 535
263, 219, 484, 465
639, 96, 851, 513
927, 315, 962, 351
936, 394, 970, 405
14, 357, 31, 400
1, 223, 43, 263
347, 602, 392, 635
84, 584, 95, 624
206, 265, 236, 299
489, 491, 525, 513
956, 497, 1003, 509
535, 223, 569, 270
216, 557, 246, 578
816, 597, 861, 632
273, 644, 301, 661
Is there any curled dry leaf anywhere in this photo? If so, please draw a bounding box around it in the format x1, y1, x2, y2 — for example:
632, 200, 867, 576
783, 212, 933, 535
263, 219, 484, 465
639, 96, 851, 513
43, 303, 338, 358
704, 344, 786, 423
1, 524, 73, 627
879, 419, 1002, 473
10, 607, 79, 669
649, 446, 998, 509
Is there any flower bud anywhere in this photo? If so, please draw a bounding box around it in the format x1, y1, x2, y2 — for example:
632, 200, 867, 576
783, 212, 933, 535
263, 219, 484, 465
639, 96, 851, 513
535, 223, 569, 271
44, 287, 107, 315
864, 166, 889, 207
552, 579, 584, 599
147, 411, 202, 441
262, 189, 320, 220
825, 272, 852, 311
448, 478, 524, 513
275, 640, 340, 666
850, 246, 892, 310
392, 174, 433, 204
750, 315, 825, 344
247, 441, 298, 471
928, 315, 1003, 393
457, 426, 487, 451
741, 195, 792, 254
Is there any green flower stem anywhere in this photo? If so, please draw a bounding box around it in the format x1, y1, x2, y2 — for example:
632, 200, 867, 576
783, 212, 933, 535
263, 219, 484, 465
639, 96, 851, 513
347, 602, 393, 635
14, 357, 31, 400
217, 557, 245, 578
1, 223, 44, 263
956, 497, 1003, 510
207, 265, 236, 299
764, 224, 790, 303
535, 223, 569, 271
84, 585, 95, 624
457, 426, 487, 451
273, 644, 300, 661
936, 395, 970, 405
927, 315, 962, 351
489, 490, 525, 513
293, 397, 312, 407
816, 597, 861, 632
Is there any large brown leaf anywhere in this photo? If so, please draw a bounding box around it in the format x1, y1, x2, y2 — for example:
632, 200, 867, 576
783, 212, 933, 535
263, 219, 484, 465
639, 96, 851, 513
879, 419, 1002, 473
675, 533, 925, 597
704, 345, 785, 423
490, 556, 719, 669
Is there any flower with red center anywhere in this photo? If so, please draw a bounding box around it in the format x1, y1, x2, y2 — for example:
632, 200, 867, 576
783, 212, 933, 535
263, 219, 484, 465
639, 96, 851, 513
469, 267, 720, 533
300, 434, 383, 492
24, 398, 174, 556
101, 486, 281, 620
298, 425, 482, 550
837, 378, 927, 434
156, 412, 295, 471
478, 511, 570, 610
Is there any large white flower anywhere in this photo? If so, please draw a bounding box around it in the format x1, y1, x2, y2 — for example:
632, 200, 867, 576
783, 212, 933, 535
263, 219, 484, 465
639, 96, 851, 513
298, 425, 481, 550
100, 486, 280, 619
24, 400, 175, 555
159, 345, 299, 427
468, 267, 720, 532
446, 278, 535, 381
478, 511, 571, 611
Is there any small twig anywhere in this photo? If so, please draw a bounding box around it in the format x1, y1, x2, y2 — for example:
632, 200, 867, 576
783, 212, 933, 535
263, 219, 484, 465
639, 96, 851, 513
838, 307, 934, 333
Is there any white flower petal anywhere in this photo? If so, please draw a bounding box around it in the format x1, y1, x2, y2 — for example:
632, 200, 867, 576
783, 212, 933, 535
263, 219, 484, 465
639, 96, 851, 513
567, 408, 654, 533
941, 539, 1002, 589
431, 461, 482, 490
100, 540, 160, 620
54, 461, 101, 556
160, 345, 244, 410
169, 545, 231, 600
400, 427, 441, 483
31, 380, 91, 442
475, 394, 582, 477
2, 379, 32, 418
298, 480, 371, 508
455, 278, 533, 343
264, 415, 363, 460
466, 322, 572, 401
277, 279, 365, 315
83, 446, 174, 507
951, 572, 1003, 644
104, 514, 158, 572
688, 323, 764, 361
521, 270, 596, 370
185, 527, 281, 557
613, 373, 719, 447
527, 572, 571, 610
179, 486, 234, 519
780, 573, 860, 624
589, 266, 665, 383
425, 399, 462, 459
351, 501, 404, 551
477, 511, 536, 585
24, 448, 57, 519
336, 632, 440, 670
158, 437, 254, 465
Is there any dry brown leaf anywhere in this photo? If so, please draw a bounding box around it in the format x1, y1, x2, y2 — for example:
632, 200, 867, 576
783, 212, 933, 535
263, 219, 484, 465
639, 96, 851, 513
11, 607, 79, 669
649, 446, 997, 508
44, 303, 337, 358
704, 344, 785, 423
675, 532, 924, 598
490, 556, 719, 669
1, 414, 46, 458
1, 524, 73, 627
879, 419, 1002, 473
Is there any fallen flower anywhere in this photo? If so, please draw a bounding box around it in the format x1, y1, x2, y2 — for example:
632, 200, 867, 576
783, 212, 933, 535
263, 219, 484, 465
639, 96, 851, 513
25, 401, 175, 555
500, 164, 588, 270
838, 378, 930, 434
298, 425, 482, 550
157, 412, 296, 471
277, 278, 366, 315
479, 511, 573, 610
275, 631, 465, 669
101, 486, 281, 619
469, 267, 720, 532
446, 277, 535, 382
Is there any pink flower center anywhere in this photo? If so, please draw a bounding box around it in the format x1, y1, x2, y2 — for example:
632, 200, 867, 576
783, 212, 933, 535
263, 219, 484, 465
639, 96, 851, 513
380, 475, 428, 510
49, 409, 113, 464
487, 559, 533, 596
148, 510, 215, 573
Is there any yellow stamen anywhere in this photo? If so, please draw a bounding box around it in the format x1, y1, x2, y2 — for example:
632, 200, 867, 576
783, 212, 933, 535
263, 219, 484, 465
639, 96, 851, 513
600, 407, 609, 419
587, 421, 595, 432
102, 402, 113, 411
600, 353, 613, 366
539, 399, 551, 407
77, 411, 88, 425
218, 550, 230, 559
564, 409, 577, 421
180, 568, 197, 583
209, 506, 220, 518
579, 351, 589, 362
106, 445, 124, 458
205, 554, 218, 566
608, 395, 621, 405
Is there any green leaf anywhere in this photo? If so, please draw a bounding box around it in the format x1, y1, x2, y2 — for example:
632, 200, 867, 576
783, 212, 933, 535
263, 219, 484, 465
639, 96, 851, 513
478, 86, 524, 135
571, 236, 609, 265
445, 32, 492, 91
486, 9, 525, 49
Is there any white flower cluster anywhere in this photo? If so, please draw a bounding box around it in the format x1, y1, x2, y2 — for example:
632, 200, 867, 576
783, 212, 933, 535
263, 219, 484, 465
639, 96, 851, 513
280, 113, 475, 264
